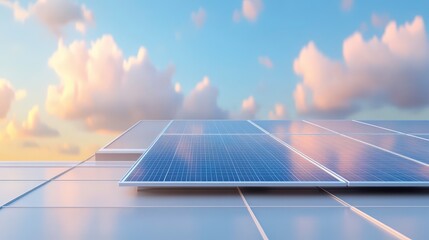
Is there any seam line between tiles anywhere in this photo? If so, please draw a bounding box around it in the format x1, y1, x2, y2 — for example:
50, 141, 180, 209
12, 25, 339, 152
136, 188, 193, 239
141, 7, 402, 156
237, 187, 269, 240
320, 188, 410, 240
0, 157, 92, 209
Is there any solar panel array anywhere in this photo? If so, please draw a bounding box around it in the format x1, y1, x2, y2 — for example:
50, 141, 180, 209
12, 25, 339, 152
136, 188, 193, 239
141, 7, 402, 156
120, 120, 429, 187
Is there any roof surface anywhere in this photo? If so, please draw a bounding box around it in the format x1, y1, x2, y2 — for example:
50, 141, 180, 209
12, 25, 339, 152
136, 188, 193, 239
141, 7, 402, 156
1, 120, 429, 239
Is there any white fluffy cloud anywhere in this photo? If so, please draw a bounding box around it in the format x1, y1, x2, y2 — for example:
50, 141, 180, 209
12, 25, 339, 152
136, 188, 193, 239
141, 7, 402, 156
178, 76, 228, 119
0, 0, 93, 35
293, 16, 429, 118
268, 103, 287, 120
46, 35, 229, 131
236, 95, 259, 119
0, 79, 15, 119
47, 35, 182, 131
258, 56, 273, 69
6, 105, 59, 138
191, 7, 206, 29
233, 0, 263, 22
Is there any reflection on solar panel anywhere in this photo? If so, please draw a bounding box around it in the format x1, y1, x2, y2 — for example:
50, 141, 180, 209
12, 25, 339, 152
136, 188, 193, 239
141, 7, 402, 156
119, 120, 429, 187
120, 134, 343, 186
310, 120, 393, 134
277, 134, 429, 186
363, 120, 429, 134
350, 135, 429, 165
252, 120, 332, 134
164, 120, 263, 134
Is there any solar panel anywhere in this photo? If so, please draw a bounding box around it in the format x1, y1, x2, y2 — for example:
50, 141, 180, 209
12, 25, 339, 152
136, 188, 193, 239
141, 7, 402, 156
118, 120, 429, 187
164, 120, 264, 134
349, 134, 429, 165
252, 120, 332, 134
363, 120, 429, 134
416, 135, 429, 141
120, 134, 344, 186
277, 134, 429, 186
310, 120, 393, 134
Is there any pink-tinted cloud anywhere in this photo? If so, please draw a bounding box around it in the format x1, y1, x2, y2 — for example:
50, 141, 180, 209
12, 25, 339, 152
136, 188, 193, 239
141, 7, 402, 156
47, 35, 182, 131
178, 76, 228, 119
191, 7, 206, 29
269, 103, 287, 120
233, 0, 263, 22
293, 16, 429, 118
0, 0, 93, 35
47, 35, 229, 131
236, 95, 259, 119
6, 106, 59, 138
0, 79, 15, 119
371, 13, 390, 28
258, 56, 273, 69
341, 0, 353, 12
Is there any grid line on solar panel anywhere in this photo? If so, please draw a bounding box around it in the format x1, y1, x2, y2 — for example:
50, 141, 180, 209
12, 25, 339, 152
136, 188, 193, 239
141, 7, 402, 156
276, 134, 429, 185
346, 134, 429, 166
121, 134, 343, 186
164, 120, 264, 134
252, 120, 333, 135
362, 120, 429, 134
310, 120, 394, 134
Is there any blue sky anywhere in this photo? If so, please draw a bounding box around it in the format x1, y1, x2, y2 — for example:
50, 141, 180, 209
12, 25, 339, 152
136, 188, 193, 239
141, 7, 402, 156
1, 0, 429, 159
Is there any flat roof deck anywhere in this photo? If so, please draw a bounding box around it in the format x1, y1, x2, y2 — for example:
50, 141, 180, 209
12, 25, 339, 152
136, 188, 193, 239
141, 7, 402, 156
0, 157, 428, 239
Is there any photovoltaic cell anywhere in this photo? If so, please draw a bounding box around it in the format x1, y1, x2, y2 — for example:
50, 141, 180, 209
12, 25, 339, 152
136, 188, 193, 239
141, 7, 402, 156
310, 120, 393, 134
277, 134, 429, 186
363, 120, 429, 134
164, 120, 264, 134
350, 134, 429, 165
252, 120, 332, 134
121, 134, 343, 186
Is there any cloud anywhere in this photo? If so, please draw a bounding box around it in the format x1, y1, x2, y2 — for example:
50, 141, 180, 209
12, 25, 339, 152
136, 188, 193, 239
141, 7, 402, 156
191, 7, 206, 29
46, 35, 229, 131
268, 103, 287, 120
58, 143, 80, 155
178, 76, 228, 119
236, 95, 259, 119
371, 13, 390, 28
0, 0, 94, 35
258, 56, 273, 69
6, 105, 59, 138
46, 35, 182, 131
341, 0, 353, 12
233, 0, 263, 22
293, 16, 429, 118
0, 79, 15, 119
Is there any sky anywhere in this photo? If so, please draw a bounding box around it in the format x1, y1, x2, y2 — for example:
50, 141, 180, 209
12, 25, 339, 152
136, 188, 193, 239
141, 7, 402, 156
0, 0, 429, 160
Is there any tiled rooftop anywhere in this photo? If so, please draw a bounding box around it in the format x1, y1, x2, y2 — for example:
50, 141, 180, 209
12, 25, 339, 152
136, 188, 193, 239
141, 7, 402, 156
2, 120, 429, 239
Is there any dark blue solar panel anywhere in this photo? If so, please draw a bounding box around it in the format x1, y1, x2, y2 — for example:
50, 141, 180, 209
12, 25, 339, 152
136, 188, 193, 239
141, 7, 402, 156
350, 135, 429, 165
363, 120, 429, 134
310, 120, 393, 134
252, 120, 332, 134
277, 134, 429, 185
164, 120, 264, 134
122, 134, 342, 185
